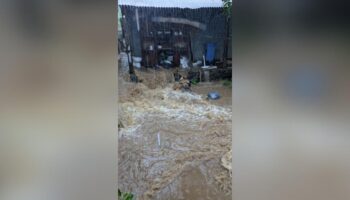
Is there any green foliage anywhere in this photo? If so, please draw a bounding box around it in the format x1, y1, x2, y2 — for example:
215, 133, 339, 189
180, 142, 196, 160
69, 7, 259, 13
222, 79, 232, 87
118, 189, 134, 200
191, 79, 199, 85
222, 0, 232, 17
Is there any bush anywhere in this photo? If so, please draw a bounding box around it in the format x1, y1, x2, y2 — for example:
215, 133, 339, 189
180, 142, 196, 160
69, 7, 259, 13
222, 79, 232, 87
118, 189, 134, 200
191, 79, 199, 85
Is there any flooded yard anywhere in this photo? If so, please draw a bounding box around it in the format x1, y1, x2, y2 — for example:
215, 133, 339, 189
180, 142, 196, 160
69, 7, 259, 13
118, 72, 232, 200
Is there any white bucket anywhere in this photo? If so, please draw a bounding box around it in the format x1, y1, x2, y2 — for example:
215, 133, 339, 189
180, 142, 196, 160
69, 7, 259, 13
180, 57, 189, 68
119, 52, 129, 73
132, 57, 142, 69
133, 62, 141, 69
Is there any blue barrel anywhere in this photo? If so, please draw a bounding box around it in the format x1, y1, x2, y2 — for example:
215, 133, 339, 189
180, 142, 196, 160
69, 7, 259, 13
206, 43, 216, 63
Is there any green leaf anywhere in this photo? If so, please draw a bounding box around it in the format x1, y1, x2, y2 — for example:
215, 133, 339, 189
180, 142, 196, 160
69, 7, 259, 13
222, 0, 232, 17
118, 189, 134, 200
126, 193, 134, 200
191, 79, 199, 85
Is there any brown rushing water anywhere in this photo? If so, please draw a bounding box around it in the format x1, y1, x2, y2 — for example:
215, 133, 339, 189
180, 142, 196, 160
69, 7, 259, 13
118, 77, 232, 200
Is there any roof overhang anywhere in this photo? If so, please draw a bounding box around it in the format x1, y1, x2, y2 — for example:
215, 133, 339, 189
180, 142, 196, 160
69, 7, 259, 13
118, 0, 223, 9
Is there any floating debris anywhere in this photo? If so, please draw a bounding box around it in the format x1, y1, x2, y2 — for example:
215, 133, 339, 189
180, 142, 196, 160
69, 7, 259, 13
207, 91, 221, 100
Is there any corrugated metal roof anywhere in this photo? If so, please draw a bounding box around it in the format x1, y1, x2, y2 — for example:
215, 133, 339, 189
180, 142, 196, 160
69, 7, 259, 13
118, 0, 223, 8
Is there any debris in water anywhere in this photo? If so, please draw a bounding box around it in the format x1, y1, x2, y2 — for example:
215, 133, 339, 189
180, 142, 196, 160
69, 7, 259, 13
173, 77, 191, 91
207, 91, 221, 100
174, 70, 182, 81
221, 150, 232, 176
157, 132, 161, 147
130, 73, 139, 83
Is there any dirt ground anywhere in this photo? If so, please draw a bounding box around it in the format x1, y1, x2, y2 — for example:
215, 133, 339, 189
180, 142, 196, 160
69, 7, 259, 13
118, 69, 232, 200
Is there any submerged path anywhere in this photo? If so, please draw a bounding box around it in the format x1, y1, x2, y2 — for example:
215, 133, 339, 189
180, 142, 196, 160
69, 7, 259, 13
118, 79, 232, 200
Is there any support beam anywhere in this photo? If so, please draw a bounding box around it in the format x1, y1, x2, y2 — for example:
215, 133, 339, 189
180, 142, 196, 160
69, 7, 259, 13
151, 17, 206, 30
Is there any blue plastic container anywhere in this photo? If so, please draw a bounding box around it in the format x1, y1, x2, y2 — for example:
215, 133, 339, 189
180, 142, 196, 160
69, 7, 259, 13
208, 91, 221, 100
205, 43, 216, 63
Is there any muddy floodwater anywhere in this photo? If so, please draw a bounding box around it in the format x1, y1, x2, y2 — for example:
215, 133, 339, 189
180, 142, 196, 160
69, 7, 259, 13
118, 74, 232, 200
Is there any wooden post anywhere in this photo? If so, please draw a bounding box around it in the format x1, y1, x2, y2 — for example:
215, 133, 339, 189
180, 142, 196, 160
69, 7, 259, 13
121, 8, 135, 75
223, 17, 229, 68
